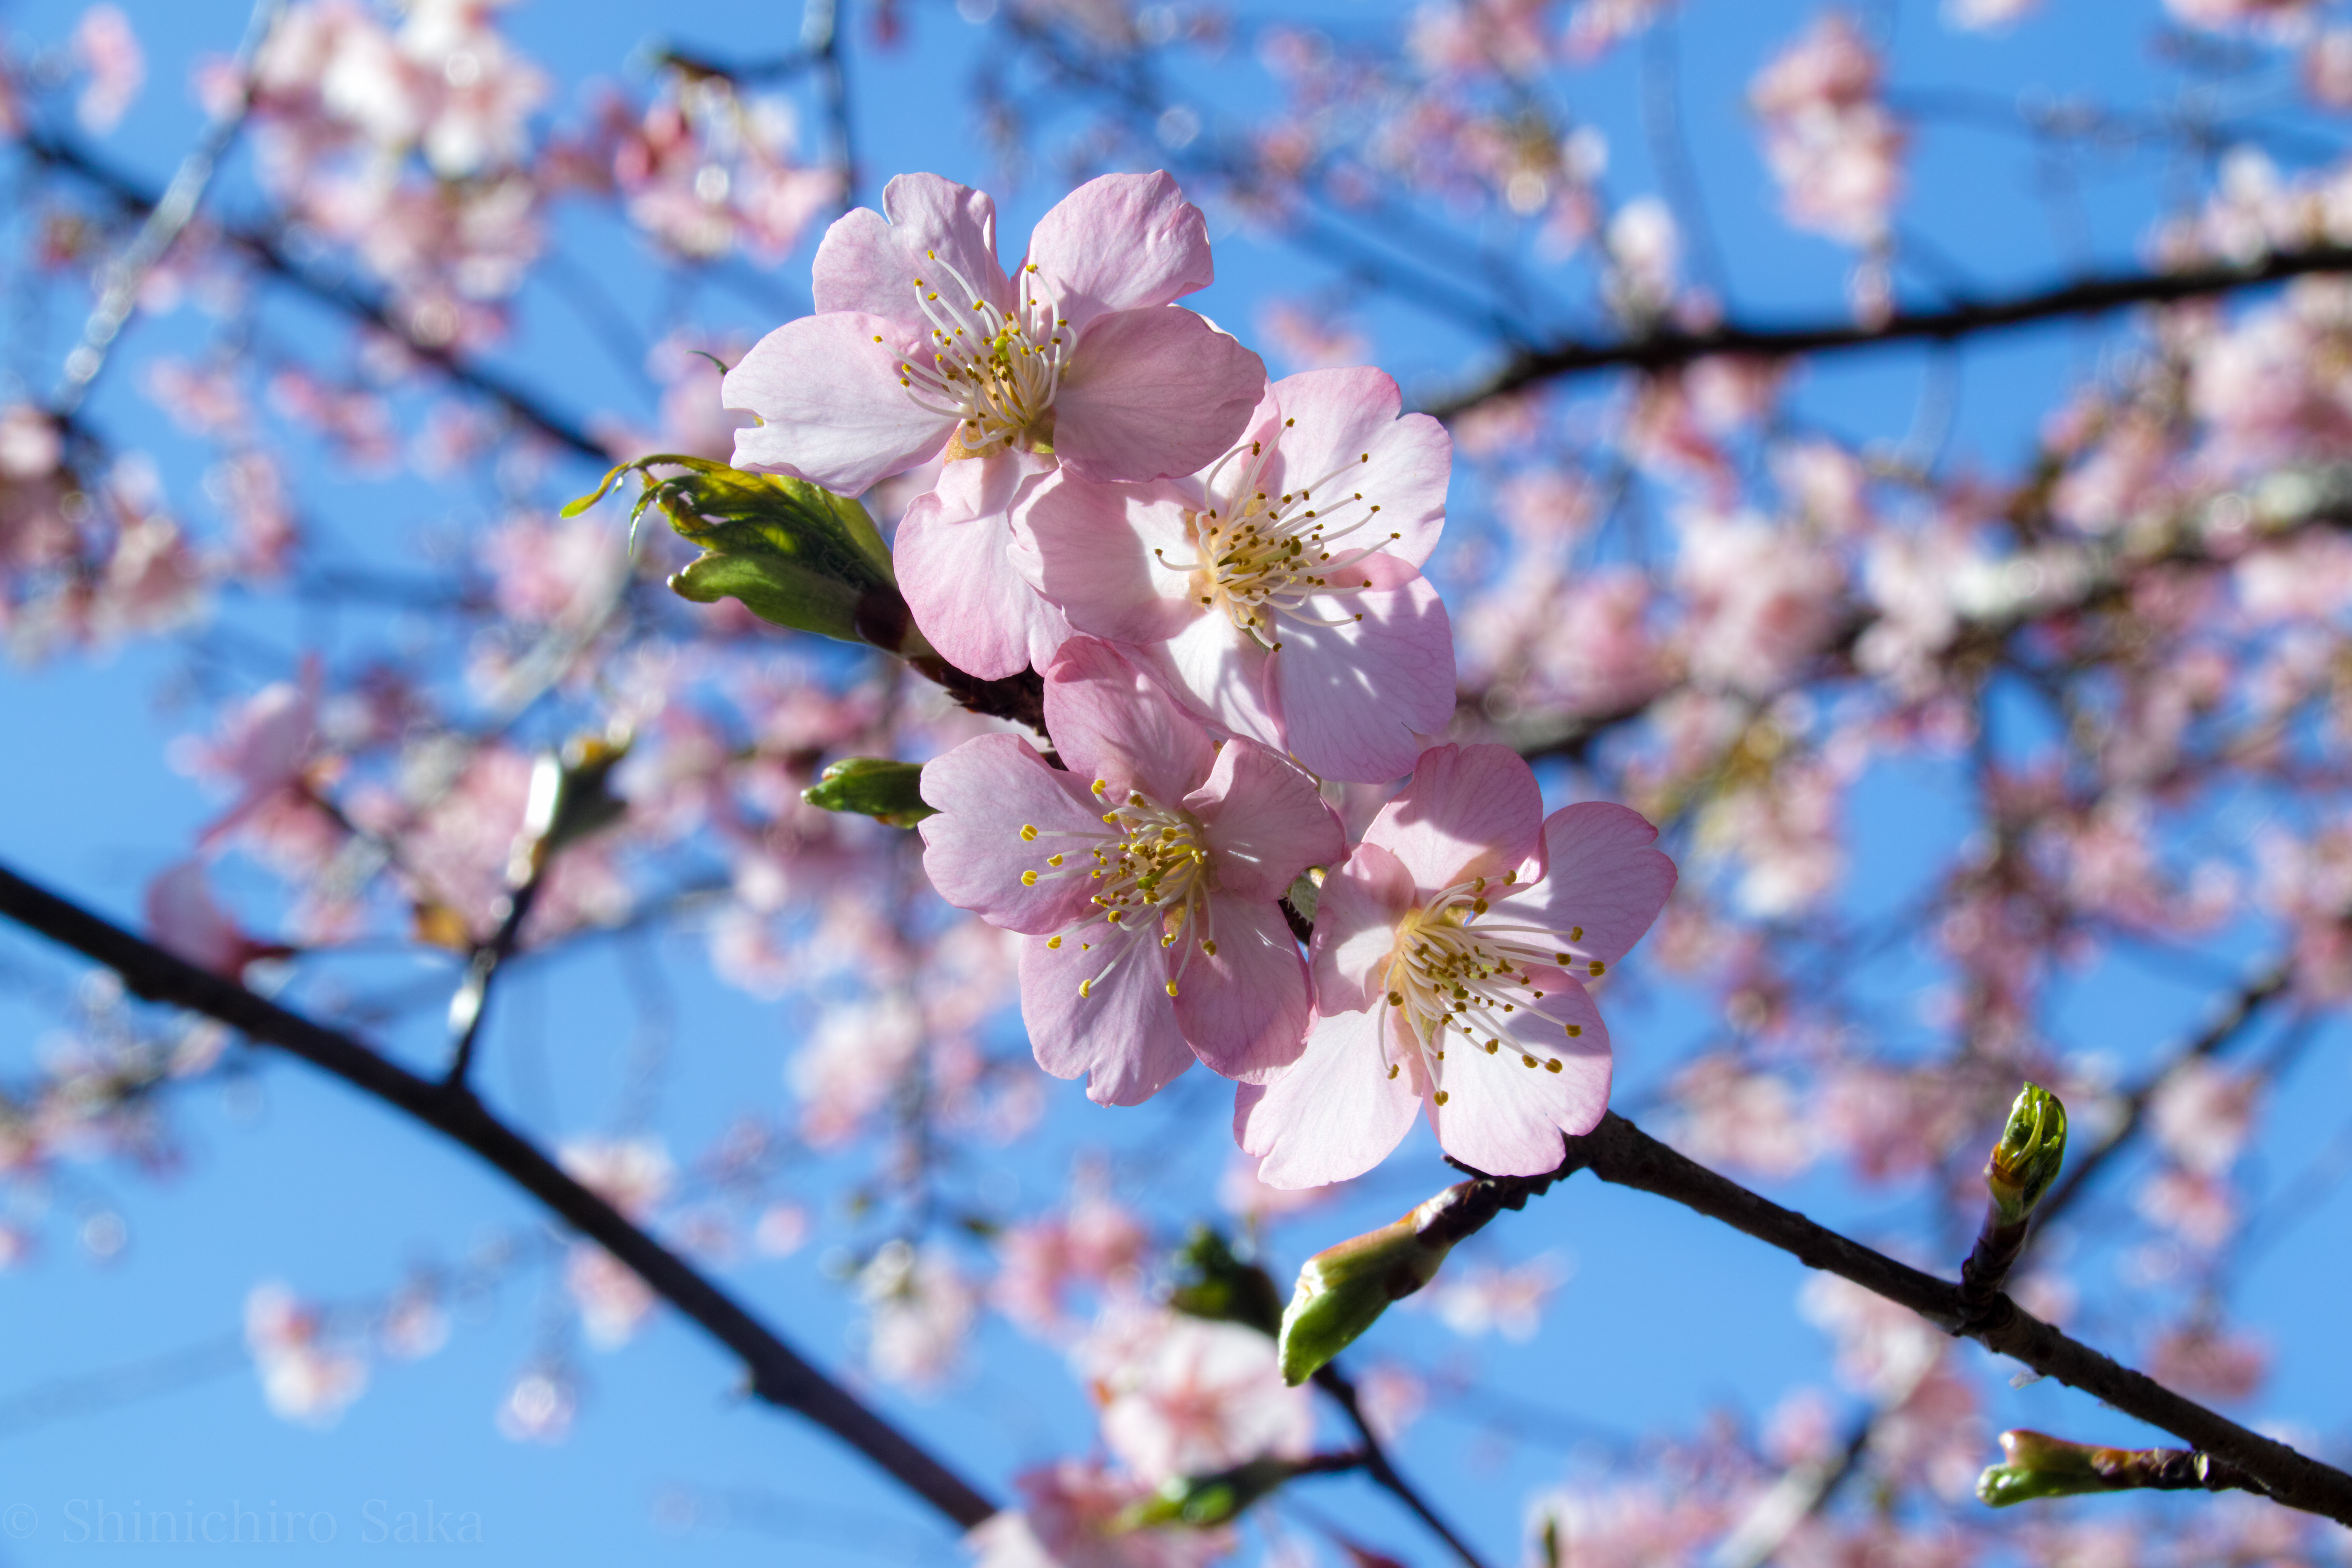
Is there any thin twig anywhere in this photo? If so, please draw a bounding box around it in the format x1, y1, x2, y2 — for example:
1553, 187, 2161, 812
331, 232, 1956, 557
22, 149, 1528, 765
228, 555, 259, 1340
1443, 1112, 2352, 1526
2032, 956, 2291, 1232
52, 0, 286, 416
18, 130, 609, 463
1314, 1364, 1493, 1568
0, 862, 999, 1532
1422, 246, 2352, 418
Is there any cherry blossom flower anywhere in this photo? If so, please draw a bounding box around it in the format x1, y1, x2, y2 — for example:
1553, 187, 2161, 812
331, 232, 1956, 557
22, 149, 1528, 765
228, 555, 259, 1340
920, 638, 1344, 1104
724, 170, 1266, 679
566, 1243, 658, 1350
1077, 1306, 1316, 1484
247, 1282, 368, 1428
144, 860, 286, 978
966, 1462, 1232, 1568
1420, 1252, 1567, 1340
1238, 744, 1676, 1184
1748, 14, 1906, 248
496, 1366, 578, 1444
858, 1240, 980, 1390
558, 1136, 675, 1220
994, 1177, 1149, 1332
1675, 508, 1844, 696
72, 4, 144, 136
1022, 370, 1454, 782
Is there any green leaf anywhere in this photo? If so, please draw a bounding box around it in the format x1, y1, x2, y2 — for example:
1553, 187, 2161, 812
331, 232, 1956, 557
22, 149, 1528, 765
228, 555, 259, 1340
582, 455, 919, 650
1167, 1226, 1286, 1338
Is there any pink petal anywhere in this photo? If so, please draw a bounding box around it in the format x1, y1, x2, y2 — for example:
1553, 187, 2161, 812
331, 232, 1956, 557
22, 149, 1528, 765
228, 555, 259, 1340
1426, 972, 1611, 1178
812, 173, 1009, 328
1308, 842, 1416, 1012
1187, 738, 1344, 904
1236, 1005, 1423, 1190
1054, 309, 1266, 484
1151, 612, 1282, 752
1025, 171, 1214, 338
896, 451, 1068, 680
1174, 895, 1312, 1084
918, 734, 1104, 934
1020, 929, 1194, 1106
146, 860, 256, 977
1499, 802, 1678, 964
1020, 476, 1200, 646
1266, 370, 1452, 570
724, 312, 950, 494
1043, 637, 1216, 806
1268, 559, 1456, 784
1362, 744, 1546, 894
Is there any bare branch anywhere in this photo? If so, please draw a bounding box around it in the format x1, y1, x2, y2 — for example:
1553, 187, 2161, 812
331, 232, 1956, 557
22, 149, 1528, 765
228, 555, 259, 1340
17, 130, 610, 464
0, 861, 999, 1532
1422, 246, 2352, 418
1314, 1364, 1493, 1568
1442, 1112, 2352, 1527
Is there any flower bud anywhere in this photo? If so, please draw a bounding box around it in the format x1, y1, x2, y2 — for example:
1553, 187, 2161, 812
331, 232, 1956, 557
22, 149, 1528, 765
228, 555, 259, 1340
568, 456, 918, 652
801, 758, 936, 829
1277, 1185, 1469, 1386
1986, 1083, 2068, 1226
1112, 1457, 1302, 1532
1167, 1226, 1285, 1338
1976, 1429, 2114, 1507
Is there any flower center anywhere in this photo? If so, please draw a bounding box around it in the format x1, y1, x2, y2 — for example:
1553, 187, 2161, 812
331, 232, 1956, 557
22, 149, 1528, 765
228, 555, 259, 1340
892, 252, 1069, 460
1151, 424, 1408, 650
1378, 874, 1610, 1105
1016, 778, 1220, 1001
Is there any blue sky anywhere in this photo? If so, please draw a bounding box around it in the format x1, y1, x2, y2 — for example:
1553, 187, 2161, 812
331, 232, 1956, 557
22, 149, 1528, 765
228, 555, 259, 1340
3, 1, 2351, 1564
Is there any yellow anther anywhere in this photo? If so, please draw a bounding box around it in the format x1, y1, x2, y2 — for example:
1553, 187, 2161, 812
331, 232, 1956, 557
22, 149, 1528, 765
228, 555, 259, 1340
1202, 940, 1218, 956
1046, 936, 1062, 949
1164, 982, 1179, 998
1020, 825, 1039, 840
1522, 1054, 1538, 1068
1092, 780, 1108, 794
1048, 854, 1064, 867
1545, 1059, 1564, 1074
1020, 870, 1038, 886
1565, 1023, 1582, 1038
1434, 1090, 1450, 1106
1079, 979, 1093, 998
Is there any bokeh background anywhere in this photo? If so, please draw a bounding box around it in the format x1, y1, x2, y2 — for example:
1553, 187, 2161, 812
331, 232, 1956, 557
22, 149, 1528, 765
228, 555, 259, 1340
4, 1, 2352, 1564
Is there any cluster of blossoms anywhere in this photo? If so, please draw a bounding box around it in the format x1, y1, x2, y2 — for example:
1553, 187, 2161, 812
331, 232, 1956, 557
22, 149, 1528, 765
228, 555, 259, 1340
722, 170, 1677, 1182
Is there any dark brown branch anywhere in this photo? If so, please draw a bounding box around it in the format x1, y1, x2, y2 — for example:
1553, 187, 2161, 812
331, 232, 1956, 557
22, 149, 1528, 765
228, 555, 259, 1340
1424, 246, 2352, 418
16, 130, 610, 464
1444, 1112, 2352, 1526
1313, 1364, 1492, 1568
0, 862, 998, 1532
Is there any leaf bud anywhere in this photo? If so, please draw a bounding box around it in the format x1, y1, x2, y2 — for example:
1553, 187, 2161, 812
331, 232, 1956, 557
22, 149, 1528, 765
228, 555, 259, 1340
802, 758, 936, 828
1986, 1082, 2068, 1226
569, 456, 918, 652
1976, 1430, 2114, 1508
1277, 1186, 1470, 1386
1166, 1226, 1286, 1338
1112, 1457, 1302, 1532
